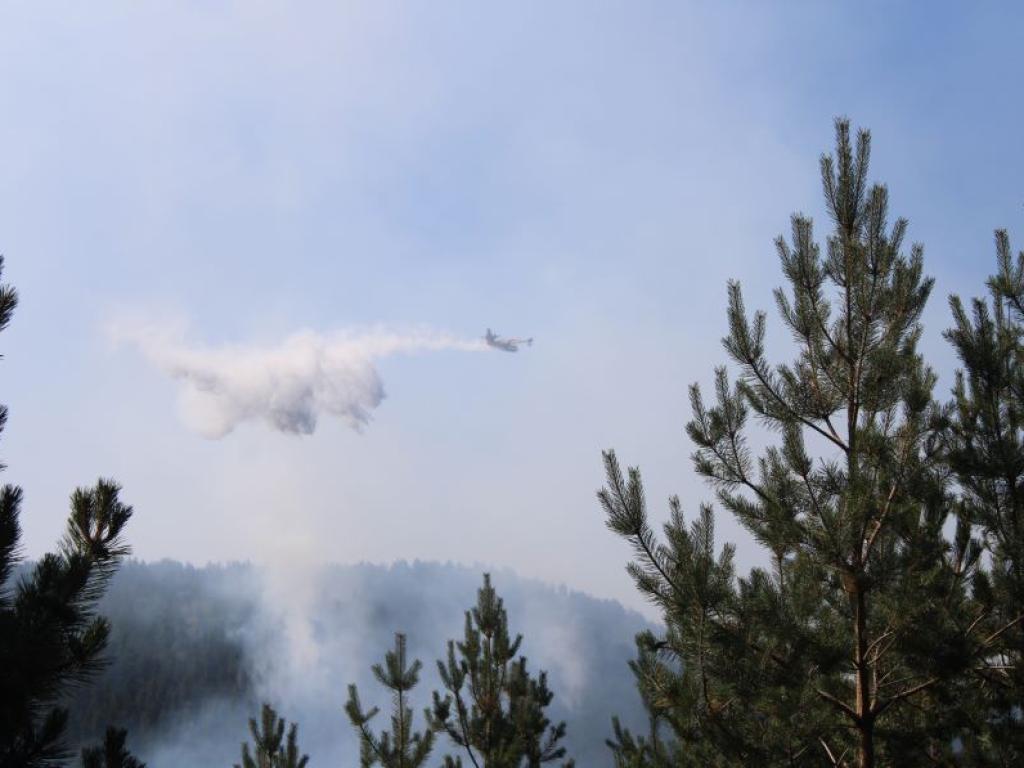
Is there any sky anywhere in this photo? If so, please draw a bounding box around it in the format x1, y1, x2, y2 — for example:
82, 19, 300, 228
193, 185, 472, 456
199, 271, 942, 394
0, 1, 1021, 613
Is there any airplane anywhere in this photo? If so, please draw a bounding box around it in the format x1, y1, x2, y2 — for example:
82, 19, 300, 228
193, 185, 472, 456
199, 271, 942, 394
484, 328, 533, 352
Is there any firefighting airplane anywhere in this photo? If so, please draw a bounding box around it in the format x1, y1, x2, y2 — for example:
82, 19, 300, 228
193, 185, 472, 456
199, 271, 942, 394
484, 328, 533, 352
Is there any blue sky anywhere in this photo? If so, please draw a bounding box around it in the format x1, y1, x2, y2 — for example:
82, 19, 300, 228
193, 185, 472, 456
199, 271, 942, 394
1, 2, 1021, 610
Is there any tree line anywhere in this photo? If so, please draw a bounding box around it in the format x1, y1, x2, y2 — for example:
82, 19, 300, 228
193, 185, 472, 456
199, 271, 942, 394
2, 118, 1022, 766
9, 558, 644, 766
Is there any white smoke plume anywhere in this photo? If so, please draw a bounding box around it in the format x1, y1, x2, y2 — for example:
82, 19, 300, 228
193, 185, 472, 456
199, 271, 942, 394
114, 322, 486, 438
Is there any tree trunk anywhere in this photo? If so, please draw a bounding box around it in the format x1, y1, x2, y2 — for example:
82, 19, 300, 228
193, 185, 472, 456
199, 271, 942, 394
853, 586, 874, 768
858, 725, 875, 768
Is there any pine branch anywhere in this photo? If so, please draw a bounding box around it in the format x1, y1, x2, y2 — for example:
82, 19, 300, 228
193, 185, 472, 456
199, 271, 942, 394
815, 688, 859, 723
873, 677, 938, 718
981, 612, 1024, 647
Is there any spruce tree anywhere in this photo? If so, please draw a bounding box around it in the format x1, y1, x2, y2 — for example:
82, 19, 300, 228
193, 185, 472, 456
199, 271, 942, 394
345, 633, 434, 768
0, 257, 140, 767
942, 229, 1024, 763
430, 574, 573, 768
235, 703, 309, 768
600, 119, 973, 766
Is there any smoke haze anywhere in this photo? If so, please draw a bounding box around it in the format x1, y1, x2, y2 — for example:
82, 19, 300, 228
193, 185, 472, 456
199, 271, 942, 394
63, 560, 651, 767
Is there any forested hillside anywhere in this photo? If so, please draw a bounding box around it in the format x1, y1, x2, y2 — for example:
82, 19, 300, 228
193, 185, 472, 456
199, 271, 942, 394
59, 561, 256, 749
51, 561, 650, 767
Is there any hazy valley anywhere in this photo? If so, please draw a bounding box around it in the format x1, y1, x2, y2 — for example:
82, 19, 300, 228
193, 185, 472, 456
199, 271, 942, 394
57, 561, 651, 767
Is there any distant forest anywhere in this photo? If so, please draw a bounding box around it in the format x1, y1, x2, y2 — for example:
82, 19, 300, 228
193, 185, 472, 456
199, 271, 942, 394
50, 560, 650, 767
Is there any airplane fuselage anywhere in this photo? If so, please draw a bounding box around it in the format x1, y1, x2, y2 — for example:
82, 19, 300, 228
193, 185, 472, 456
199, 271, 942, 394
484, 329, 532, 352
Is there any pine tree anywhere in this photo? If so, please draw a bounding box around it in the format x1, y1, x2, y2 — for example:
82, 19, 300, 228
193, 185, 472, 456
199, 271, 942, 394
430, 574, 573, 768
80, 727, 145, 768
0, 257, 140, 767
235, 703, 309, 768
600, 119, 975, 767
346, 633, 434, 768
942, 229, 1024, 764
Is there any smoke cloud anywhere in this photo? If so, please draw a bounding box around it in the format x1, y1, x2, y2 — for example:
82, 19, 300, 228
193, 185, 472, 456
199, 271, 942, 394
115, 323, 486, 438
